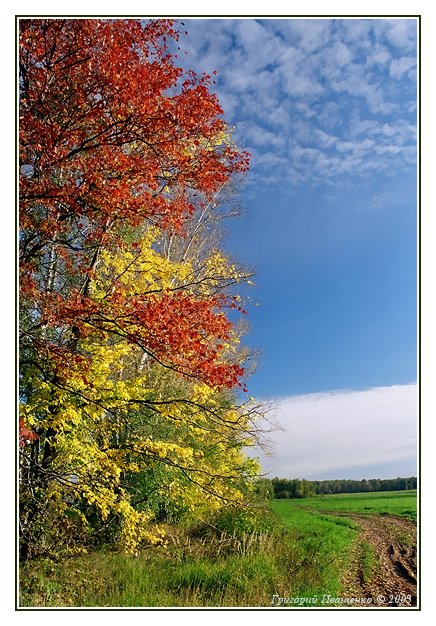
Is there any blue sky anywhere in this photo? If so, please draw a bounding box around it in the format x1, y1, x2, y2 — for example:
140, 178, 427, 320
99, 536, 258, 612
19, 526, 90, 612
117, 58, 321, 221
176, 18, 418, 479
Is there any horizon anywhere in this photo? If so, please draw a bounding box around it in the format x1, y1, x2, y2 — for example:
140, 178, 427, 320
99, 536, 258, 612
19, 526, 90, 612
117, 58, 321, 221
266, 474, 417, 482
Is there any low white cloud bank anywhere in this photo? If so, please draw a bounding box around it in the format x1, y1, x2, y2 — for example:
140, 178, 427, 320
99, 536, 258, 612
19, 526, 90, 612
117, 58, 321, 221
256, 384, 417, 480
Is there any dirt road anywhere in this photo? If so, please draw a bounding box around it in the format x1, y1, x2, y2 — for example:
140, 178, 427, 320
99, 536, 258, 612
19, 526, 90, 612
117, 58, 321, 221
341, 513, 417, 607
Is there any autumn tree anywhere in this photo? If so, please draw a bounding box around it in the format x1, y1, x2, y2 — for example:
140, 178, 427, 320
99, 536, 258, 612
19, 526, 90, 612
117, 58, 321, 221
19, 18, 260, 559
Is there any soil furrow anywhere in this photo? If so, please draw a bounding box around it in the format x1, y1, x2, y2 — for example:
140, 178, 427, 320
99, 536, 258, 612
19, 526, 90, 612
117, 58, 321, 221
341, 513, 417, 607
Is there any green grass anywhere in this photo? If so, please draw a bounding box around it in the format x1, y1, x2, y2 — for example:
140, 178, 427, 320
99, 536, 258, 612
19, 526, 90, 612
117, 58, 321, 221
268, 491, 417, 605
284, 490, 417, 521
19, 491, 417, 607
360, 542, 378, 585
19, 506, 359, 608
19, 523, 295, 607
269, 500, 358, 601
19, 551, 282, 607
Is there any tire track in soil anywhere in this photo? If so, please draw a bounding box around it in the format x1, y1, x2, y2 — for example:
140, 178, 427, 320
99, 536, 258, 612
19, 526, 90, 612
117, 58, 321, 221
340, 514, 417, 607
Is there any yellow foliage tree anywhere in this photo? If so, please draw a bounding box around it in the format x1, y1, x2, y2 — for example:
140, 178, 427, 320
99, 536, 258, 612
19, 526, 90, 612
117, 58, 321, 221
20, 222, 262, 556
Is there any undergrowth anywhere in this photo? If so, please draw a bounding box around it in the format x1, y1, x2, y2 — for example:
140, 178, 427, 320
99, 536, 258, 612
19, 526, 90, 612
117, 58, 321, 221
19, 504, 359, 608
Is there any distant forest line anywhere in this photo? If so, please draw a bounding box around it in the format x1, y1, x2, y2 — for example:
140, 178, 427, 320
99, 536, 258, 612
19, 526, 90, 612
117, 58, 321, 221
268, 476, 417, 499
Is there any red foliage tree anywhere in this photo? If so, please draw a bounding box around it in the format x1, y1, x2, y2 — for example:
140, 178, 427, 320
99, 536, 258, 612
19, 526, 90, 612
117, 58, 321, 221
19, 419, 39, 448
19, 19, 250, 391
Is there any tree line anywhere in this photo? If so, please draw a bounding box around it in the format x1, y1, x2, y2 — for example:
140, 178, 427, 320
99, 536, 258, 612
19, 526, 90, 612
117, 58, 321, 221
268, 476, 417, 499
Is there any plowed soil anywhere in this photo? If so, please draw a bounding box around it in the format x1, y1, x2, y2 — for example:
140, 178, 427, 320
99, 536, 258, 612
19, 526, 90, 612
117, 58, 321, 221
341, 513, 417, 607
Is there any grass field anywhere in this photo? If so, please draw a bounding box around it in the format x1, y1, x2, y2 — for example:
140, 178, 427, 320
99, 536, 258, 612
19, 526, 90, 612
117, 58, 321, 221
280, 489, 417, 520
269, 490, 417, 606
268, 501, 358, 600
19, 490, 417, 607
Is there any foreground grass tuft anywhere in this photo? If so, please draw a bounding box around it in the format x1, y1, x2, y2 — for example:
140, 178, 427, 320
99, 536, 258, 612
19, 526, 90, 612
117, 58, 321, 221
20, 546, 284, 607
19, 507, 356, 607
360, 542, 378, 585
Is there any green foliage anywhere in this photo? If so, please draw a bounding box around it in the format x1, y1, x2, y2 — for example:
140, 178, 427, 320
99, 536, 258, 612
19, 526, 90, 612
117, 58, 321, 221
212, 506, 276, 537
271, 478, 315, 499
270, 476, 417, 498
251, 478, 274, 502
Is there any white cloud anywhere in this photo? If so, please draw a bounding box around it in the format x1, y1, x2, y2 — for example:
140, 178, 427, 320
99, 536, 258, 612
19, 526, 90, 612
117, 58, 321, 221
382, 19, 417, 52
255, 384, 417, 480
367, 43, 391, 67
179, 18, 417, 188
312, 129, 337, 148
239, 121, 286, 149
234, 19, 282, 71
266, 103, 293, 130
277, 19, 332, 53
277, 46, 324, 97
331, 69, 396, 115
390, 56, 416, 80
293, 102, 317, 119
369, 188, 405, 211
317, 101, 342, 131
341, 20, 371, 44
332, 41, 353, 66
